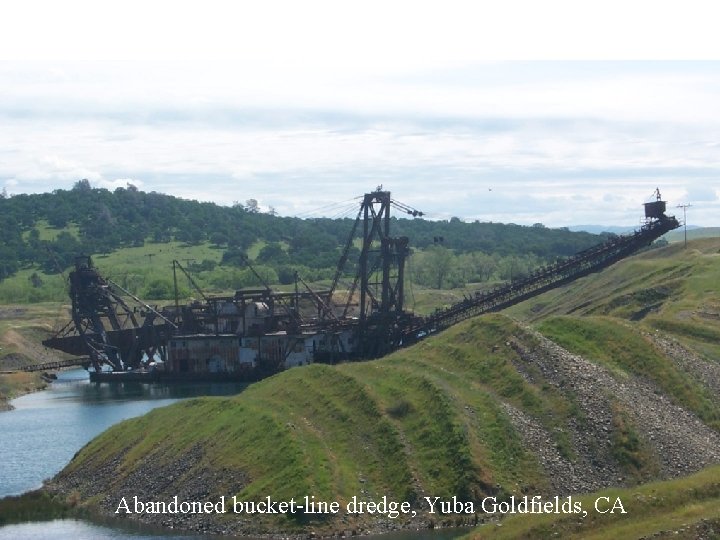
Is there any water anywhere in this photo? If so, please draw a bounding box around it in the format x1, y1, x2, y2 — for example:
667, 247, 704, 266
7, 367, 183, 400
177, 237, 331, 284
0, 369, 470, 539
0, 520, 469, 540
0, 519, 203, 539
0, 369, 245, 498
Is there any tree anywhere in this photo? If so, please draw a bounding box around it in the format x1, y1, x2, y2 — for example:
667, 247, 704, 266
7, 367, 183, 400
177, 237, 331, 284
27, 228, 40, 248
188, 259, 217, 272
257, 242, 289, 265
245, 199, 259, 213
47, 201, 72, 228
41, 231, 81, 273
210, 232, 229, 246
143, 278, 175, 300
29, 272, 43, 288
73, 178, 92, 191
221, 247, 248, 267
277, 266, 297, 285
466, 252, 497, 282
412, 245, 455, 289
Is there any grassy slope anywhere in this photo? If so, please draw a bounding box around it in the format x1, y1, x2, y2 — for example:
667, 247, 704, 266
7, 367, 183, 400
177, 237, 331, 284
470, 465, 720, 540
664, 226, 720, 243
536, 316, 720, 430
507, 238, 720, 358
1, 237, 315, 304
31, 238, 720, 536
58, 314, 593, 531
480, 238, 720, 537
22, 219, 81, 241
0, 241, 215, 304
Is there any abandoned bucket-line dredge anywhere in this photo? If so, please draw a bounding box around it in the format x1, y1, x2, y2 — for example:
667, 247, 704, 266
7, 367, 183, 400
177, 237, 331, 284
40, 188, 680, 382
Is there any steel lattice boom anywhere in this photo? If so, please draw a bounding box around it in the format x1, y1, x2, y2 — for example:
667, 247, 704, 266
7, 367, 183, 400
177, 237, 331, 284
400, 213, 680, 345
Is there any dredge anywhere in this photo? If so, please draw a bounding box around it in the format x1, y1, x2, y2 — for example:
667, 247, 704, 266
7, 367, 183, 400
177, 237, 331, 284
41, 189, 680, 382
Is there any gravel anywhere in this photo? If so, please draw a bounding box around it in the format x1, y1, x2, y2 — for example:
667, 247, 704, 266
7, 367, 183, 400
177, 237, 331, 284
503, 325, 720, 494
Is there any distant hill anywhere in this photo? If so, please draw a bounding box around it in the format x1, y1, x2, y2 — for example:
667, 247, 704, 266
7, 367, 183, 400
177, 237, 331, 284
0, 183, 614, 303
569, 224, 717, 242
46, 238, 720, 537
664, 226, 720, 243
568, 224, 637, 234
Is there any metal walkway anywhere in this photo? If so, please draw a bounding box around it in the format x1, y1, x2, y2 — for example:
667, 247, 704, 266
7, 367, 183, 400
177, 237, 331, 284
18, 357, 90, 372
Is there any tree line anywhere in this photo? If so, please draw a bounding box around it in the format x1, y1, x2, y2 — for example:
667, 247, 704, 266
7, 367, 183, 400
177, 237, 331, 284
0, 181, 614, 299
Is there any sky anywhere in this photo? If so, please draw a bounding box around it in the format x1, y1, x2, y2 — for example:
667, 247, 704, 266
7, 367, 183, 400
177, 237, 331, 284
1, 1, 719, 227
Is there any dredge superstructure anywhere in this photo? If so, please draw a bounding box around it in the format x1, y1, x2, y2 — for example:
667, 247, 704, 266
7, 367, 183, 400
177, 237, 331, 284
42, 189, 680, 381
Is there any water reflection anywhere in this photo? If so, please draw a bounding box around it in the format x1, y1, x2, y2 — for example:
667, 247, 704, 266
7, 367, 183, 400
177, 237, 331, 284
0, 519, 471, 540
0, 371, 471, 539
0, 369, 247, 498
0, 518, 202, 539
76, 379, 248, 404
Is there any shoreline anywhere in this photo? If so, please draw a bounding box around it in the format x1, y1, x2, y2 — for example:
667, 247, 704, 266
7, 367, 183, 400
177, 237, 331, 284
0, 371, 53, 412
2, 488, 477, 539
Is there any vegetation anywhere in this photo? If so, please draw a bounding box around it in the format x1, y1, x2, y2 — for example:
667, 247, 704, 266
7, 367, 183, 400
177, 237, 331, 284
3, 182, 719, 536
507, 238, 720, 370
0, 303, 69, 408
57, 314, 597, 531
469, 464, 720, 539
608, 400, 660, 482
0, 236, 714, 537
0, 490, 77, 527
0, 181, 610, 303
0, 373, 47, 410
536, 316, 720, 431
507, 238, 720, 323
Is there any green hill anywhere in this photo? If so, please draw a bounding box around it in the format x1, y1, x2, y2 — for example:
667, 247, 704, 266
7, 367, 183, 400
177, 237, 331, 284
507, 237, 720, 360
664, 226, 720, 243
39, 239, 720, 537
0, 183, 611, 304
469, 465, 720, 539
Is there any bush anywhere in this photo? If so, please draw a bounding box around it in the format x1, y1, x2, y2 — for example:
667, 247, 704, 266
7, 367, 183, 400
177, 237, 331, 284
143, 278, 175, 300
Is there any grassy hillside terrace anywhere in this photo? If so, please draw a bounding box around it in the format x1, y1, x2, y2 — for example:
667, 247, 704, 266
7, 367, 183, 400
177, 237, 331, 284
1, 238, 718, 537
469, 464, 720, 539
48, 265, 720, 534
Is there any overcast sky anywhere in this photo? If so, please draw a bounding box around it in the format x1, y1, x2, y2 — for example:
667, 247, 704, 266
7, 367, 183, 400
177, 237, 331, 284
1, 1, 719, 226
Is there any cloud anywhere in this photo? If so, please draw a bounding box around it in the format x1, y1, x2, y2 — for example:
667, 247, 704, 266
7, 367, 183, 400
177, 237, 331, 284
684, 185, 718, 202
1, 58, 719, 227
96, 178, 145, 191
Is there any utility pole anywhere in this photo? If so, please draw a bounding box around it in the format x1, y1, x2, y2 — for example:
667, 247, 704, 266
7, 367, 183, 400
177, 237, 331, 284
676, 203, 691, 248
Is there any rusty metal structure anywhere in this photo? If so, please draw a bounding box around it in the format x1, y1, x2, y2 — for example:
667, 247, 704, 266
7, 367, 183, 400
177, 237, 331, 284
330, 189, 420, 357
44, 256, 176, 372
400, 207, 679, 344
42, 188, 679, 380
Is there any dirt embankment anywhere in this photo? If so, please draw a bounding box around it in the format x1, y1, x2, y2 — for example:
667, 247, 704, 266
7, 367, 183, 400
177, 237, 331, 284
504, 326, 720, 495
0, 372, 49, 411
1, 317, 63, 409
46, 325, 720, 537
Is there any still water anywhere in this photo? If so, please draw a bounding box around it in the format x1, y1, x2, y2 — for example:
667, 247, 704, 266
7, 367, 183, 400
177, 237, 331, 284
0, 369, 245, 498
0, 370, 471, 539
